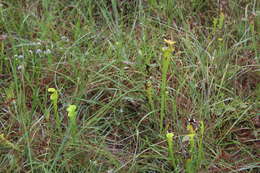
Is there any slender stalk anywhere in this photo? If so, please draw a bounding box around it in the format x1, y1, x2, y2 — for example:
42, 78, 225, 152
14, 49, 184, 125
48, 88, 61, 131
146, 80, 155, 114
166, 132, 177, 169
197, 121, 205, 169
160, 40, 175, 131
186, 124, 196, 173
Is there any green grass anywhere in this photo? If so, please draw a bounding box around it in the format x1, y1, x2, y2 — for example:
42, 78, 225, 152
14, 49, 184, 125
0, 0, 260, 172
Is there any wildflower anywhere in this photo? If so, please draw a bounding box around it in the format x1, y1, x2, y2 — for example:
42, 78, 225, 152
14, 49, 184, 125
18, 55, 24, 59
14, 55, 24, 59
164, 39, 176, 46
67, 105, 77, 137
67, 105, 77, 119
17, 65, 24, 70
166, 132, 174, 142
61, 36, 69, 42
44, 49, 51, 54
182, 124, 196, 143
162, 46, 169, 51
218, 38, 223, 41
48, 88, 60, 130
162, 39, 176, 54
187, 124, 195, 134
35, 49, 42, 54
48, 88, 58, 101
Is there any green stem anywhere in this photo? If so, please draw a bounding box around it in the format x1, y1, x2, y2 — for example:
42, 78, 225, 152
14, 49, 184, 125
160, 49, 171, 131
53, 100, 61, 131
166, 133, 177, 169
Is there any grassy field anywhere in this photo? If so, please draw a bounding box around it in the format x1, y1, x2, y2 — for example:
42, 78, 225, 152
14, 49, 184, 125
0, 0, 259, 172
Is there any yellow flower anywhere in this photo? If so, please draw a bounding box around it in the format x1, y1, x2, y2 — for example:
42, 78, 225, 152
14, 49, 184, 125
166, 132, 174, 140
47, 88, 56, 92
187, 124, 195, 134
67, 105, 77, 118
218, 38, 223, 41
164, 39, 176, 45
182, 124, 196, 143
48, 88, 58, 101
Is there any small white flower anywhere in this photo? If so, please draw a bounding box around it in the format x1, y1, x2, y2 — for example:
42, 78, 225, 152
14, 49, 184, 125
107, 169, 114, 173
35, 49, 42, 54
14, 55, 24, 59
18, 55, 24, 59
61, 36, 69, 42
44, 49, 51, 54
122, 61, 134, 65
17, 65, 23, 70
162, 47, 168, 51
